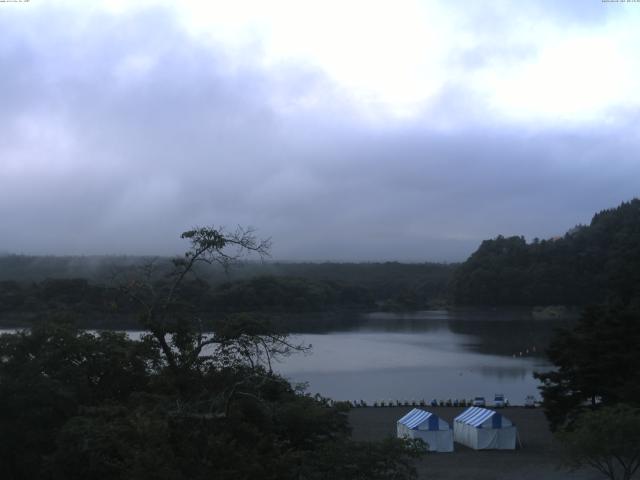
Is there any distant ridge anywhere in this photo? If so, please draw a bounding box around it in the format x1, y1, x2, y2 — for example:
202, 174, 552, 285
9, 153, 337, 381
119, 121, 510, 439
451, 199, 640, 307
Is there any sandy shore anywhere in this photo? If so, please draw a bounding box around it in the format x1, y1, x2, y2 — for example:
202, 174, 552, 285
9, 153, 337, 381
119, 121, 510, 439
349, 406, 601, 480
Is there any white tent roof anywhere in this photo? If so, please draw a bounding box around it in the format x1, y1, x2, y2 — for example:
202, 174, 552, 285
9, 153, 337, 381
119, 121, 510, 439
454, 407, 512, 428
398, 408, 448, 431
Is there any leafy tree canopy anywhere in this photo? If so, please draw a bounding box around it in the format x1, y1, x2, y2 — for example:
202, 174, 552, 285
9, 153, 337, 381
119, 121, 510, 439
452, 199, 640, 306
559, 404, 640, 480
0, 227, 425, 480
535, 304, 640, 431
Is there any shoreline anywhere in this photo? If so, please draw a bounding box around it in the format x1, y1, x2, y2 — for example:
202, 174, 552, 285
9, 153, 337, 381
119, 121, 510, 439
349, 406, 599, 480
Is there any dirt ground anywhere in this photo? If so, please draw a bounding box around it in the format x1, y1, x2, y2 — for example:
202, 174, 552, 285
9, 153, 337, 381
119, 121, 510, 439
349, 406, 602, 480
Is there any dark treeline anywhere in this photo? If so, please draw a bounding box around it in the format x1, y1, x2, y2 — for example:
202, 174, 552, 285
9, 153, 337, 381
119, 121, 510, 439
0, 228, 425, 480
442, 200, 640, 477
0, 262, 455, 329
0, 256, 455, 307
0, 255, 156, 283
0, 276, 370, 329
4, 198, 640, 322
451, 199, 640, 306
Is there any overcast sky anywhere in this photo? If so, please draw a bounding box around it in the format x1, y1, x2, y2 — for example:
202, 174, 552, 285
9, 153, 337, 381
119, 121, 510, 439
1, 0, 639, 261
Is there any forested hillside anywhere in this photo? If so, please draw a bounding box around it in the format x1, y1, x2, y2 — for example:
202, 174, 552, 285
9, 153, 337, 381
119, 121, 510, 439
0, 228, 424, 480
0, 260, 455, 329
0, 257, 454, 304
451, 199, 640, 306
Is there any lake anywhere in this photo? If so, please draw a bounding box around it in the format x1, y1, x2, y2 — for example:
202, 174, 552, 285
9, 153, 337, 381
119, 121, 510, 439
0, 309, 571, 406
274, 309, 571, 405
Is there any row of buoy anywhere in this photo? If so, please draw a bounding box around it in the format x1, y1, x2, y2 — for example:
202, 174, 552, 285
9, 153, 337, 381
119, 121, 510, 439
347, 399, 487, 408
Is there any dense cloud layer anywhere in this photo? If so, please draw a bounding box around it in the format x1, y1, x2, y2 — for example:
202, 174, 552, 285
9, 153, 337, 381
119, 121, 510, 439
1, 2, 639, 261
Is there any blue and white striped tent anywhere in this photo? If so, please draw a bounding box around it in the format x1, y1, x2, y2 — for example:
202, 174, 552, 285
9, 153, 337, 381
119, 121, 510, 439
397, 408, 453, 452
454, 407, 517, 450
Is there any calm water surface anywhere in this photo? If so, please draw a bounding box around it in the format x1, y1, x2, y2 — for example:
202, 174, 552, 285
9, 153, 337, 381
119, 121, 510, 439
274, 310, 571, 405
0, 309, 570, 405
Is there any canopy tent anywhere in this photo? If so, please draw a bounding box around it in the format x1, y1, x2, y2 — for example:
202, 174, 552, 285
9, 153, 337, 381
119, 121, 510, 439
397, 408, 454, 452
454, 406, 517, 450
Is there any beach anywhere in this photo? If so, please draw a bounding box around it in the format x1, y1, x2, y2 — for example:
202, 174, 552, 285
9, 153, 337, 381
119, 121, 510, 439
349, 406, 601, 480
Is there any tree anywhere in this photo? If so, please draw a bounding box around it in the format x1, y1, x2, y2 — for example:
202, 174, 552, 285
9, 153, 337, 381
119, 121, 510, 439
535, 306, 640, 430
535, 304, 640, 431
0, 226, 426, 480
117, 226, 313, 416
559, 404, 640, 480
120, 226, 272, 371
0, 319, 158, 480
451, 198, 640, 307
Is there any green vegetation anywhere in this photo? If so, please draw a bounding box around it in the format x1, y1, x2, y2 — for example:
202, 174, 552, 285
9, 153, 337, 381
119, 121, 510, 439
0, 227, 425, 480
440, 198, 640, 477
0, 257, 454, 329
0, 256, 455, 303
535, 303, 640, 431
207, 275, 375, 313
0, 320, 425, 480
3, 199, 640, 478
3, 198, 640, 319
534, 281, 640, 478
0, 276, 376, 329
451, 199, 640, 306
558, 405, 640, 480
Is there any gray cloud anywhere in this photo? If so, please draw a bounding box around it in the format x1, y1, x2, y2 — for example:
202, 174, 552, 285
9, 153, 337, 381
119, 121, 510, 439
1, 4, 638, 262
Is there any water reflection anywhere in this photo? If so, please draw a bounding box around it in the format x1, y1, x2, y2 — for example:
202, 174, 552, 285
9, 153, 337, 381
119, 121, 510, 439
275, 309, 565, 403
0, 309, 566, 404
